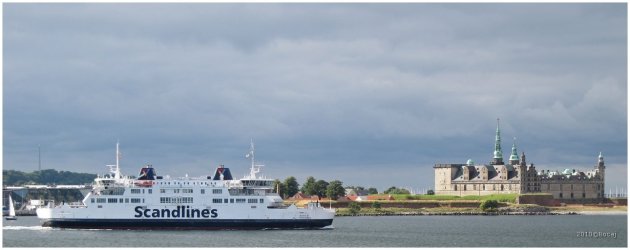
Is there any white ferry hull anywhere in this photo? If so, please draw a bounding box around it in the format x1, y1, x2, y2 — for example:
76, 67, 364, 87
36, 142, 335, 230
37, 205, 334, 230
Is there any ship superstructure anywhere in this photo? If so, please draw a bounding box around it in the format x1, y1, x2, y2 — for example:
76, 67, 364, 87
36, 142, 334, 229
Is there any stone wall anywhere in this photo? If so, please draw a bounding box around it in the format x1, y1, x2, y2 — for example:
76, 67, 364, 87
332, 201, 482, 209
609, 198, 627, 206
517, 194, 560, 206
539, 180, 603, 200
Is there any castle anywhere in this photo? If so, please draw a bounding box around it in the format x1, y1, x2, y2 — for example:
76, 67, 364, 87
433, 119, 605, 202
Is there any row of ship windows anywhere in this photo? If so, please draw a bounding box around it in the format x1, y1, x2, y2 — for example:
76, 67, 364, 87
136, 181, 221, 186
212, 198, 264, 204
130, 189, 152, 194
160, 197, 194, 203
158, 188, 195, 194
130, 188, 221, 194
155, 198, 265, 204
91, 197, 264, 204
92, 198, 144, 203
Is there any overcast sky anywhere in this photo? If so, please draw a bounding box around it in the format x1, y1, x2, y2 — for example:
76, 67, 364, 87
4, 3, 627, 192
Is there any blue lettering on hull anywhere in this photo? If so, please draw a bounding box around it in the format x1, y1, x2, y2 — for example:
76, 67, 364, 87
134, 206, 218, 218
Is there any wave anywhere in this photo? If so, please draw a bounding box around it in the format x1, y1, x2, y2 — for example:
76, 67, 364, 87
2, 225, 52, 231
3, 225, 112, 231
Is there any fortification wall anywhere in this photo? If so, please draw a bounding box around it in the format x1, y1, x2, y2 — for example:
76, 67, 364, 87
517, 194, 560, 206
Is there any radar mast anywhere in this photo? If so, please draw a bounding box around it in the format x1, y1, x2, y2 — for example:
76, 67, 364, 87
246, 139, 264, 179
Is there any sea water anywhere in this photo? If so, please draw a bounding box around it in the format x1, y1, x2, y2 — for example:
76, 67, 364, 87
3, 215, 626, 247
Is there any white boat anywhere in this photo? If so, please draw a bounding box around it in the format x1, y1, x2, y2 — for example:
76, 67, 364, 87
36, 142, 335, 229
5, 195, 17, 220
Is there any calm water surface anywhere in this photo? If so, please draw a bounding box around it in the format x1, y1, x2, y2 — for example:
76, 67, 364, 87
3, 215, 626, 247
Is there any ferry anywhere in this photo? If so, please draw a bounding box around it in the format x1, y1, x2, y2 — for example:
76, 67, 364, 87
36, 142, 335, 230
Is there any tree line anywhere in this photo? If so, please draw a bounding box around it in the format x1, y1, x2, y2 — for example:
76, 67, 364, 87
3, 169, 97, 186
272, 176, 391, 200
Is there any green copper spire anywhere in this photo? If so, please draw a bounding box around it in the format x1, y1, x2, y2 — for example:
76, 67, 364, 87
509, 137, 519, 164
492, 118, 504, 165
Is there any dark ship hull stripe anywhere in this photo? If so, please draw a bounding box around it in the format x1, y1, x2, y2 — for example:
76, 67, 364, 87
41, 219, 333, 230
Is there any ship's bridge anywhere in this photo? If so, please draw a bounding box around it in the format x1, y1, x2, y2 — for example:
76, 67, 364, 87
240, 179, 274, 188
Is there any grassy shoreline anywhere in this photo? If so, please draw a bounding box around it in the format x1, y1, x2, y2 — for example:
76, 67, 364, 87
333, 205, 627, 216
288, 193, 627, 216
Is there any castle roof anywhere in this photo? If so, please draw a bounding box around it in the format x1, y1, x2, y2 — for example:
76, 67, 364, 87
452, 164, 520, 181
440, 119, 605, 183
540, 168, 600, 180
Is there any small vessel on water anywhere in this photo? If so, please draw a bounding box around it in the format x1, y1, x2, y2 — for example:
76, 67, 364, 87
5, 196, 17, 220
36, 142, 335, 229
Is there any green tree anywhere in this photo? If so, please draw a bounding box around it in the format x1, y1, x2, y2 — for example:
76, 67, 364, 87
314, 180, 329, 197
371, 201, 381, 209
3, 170, 28, 186
348, 202, 361, 215
283, 176, 299, 198
2, 169, 96, 186
384, 186, 397, 194
427, 189, 435, 195
325, 180, 345, 200
38, 169, 58, 184
300, 176, 317, 195
398, 189, 411, 194
345, 186, 366, 196
480, 200, 499, 211
384, 186, 410, 195
367, 187, 378, 195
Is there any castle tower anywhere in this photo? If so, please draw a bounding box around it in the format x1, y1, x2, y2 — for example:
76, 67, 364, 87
509, 137, 519, 165
597, 152, 606, 178
597, 152, 606, 198
518, 151, 527, 192
492, 118, 504, 165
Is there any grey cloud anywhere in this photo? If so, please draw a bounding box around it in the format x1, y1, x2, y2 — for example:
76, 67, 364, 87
4, 3, 626, 190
